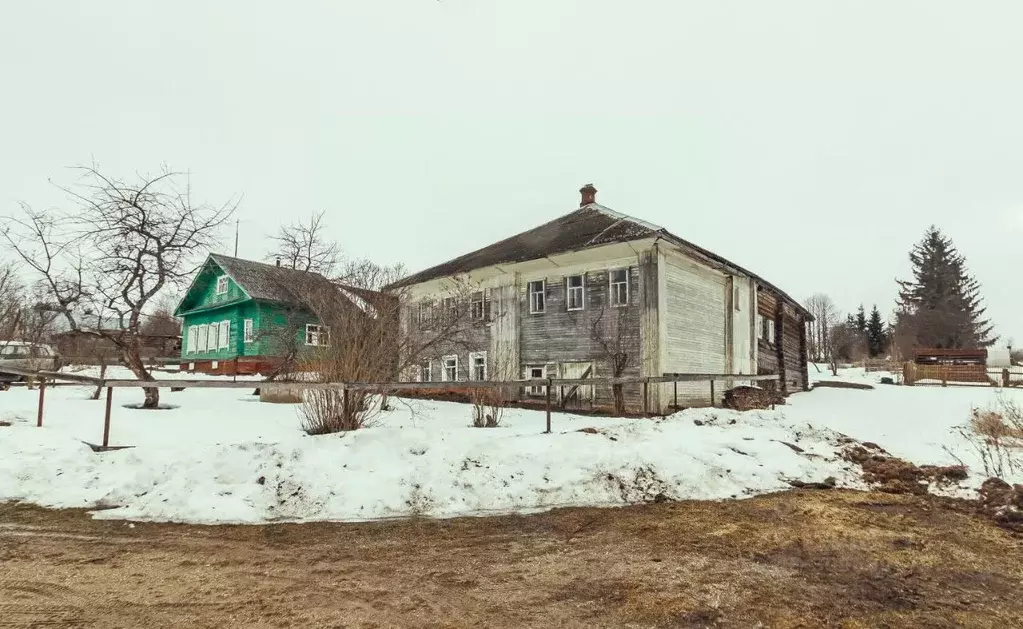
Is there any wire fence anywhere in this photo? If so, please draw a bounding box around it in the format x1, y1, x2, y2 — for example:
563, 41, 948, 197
2, 366, 779, 448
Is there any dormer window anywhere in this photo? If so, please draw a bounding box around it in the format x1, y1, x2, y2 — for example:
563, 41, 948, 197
216, 276, 229, 295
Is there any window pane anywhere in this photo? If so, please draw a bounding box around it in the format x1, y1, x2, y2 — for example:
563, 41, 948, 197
611, 269, 627, 283
568, 275, 582, 288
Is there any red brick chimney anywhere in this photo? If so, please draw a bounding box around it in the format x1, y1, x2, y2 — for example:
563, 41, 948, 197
579, 183, 597, 206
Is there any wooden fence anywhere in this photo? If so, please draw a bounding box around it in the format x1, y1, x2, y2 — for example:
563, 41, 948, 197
1, 366, 779, 448
903, 362, 1023, 387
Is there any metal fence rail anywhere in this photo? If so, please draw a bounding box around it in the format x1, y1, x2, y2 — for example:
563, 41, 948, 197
2, 366, 779, 448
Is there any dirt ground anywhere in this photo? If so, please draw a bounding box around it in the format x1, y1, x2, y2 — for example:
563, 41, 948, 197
1, 490, 1021, 628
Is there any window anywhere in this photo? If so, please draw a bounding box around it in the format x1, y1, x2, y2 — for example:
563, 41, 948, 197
216, 276, 229, 295
442, 355, 458, 382
609, 269, 629, 306
566, 275, 584, 311
187, 325, 198, 354
470, 351, 487, 381
219, 320, 230, 349
734, 286, 741, 311
758, 314, 776, 345
442, 297, 457, 322
470, 291, 484, 320
198, 324, 209, 353
527, 365, 547, 396
306, 324, 329, 346
418, 301, 433, 327
243, 319, 254, 343
528, 280, 545, 314
420, 360, 432, 383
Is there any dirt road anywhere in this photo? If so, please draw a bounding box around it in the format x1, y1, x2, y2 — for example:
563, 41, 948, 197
1, 490, 1021, 628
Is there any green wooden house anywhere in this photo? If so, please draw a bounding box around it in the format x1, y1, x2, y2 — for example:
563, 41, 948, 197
174, 254, 339, 375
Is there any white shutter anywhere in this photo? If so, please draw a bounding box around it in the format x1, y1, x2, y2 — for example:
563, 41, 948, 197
187, 326, 197, 353
210, 323, 219, 350
198, 325, 209, 352
219, 321, 230, 349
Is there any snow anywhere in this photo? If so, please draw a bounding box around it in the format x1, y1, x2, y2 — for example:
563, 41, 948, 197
1, 366, 1019, 524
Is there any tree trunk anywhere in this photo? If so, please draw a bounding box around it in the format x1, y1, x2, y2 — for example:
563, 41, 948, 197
90, 361, 107, 400
612, 384, 625, 415
122, 344, 159, 408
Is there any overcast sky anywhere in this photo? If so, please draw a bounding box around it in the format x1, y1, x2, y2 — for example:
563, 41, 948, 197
2, 1, 1021, 341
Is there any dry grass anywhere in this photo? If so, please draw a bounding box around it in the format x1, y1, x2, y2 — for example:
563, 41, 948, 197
1, 490, 1021, 628
971, 409, 1023, 442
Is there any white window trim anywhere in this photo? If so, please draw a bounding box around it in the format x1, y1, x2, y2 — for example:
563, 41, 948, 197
441, 354, 459, 382
186, 325, 197, 354
527, 365, 547, 396
210, 321, 220, 351
420, 360, 432, 383
566, 274, 585, 311
243, 318, 254, 343
305, 324, 329, 347
219, 320, 230, 350
216, 275, 229, 296
609, 268, 629, 307
528, 280, 546, 314
469, 351, 488, 381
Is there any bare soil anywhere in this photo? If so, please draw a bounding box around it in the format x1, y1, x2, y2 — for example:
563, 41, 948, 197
1, 490, 1021, 628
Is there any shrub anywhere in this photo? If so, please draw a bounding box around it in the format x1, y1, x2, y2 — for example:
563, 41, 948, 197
469, 386, 504, 428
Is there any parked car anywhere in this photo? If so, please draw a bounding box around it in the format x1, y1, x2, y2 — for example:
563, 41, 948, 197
0, 341, 64, 383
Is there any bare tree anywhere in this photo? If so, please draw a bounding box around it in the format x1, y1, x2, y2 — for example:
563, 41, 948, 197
0, 263, 23, 344
1, 167, 235, 408
803, 293, 839, 364
267, 210, 341, 275
591, 306, 633, 415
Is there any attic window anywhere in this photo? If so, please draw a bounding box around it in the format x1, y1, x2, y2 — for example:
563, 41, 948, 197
216, 276, 229, 295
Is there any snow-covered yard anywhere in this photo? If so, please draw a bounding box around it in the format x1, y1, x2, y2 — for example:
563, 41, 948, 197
0, 366, 1019, 524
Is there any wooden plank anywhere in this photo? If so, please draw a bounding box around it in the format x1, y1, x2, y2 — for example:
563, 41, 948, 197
103, 373, 779, 390
0, 367, 105, 385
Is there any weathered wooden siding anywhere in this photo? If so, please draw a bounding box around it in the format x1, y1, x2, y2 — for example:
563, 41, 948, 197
730, 275, 755, 375
662, 252, 728, 406
519, 262, 646, 408
754, 289, 809, 393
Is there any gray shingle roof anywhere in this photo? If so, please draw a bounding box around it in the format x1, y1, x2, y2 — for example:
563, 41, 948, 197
388, 203, 810, 319
209, 254, 340, 307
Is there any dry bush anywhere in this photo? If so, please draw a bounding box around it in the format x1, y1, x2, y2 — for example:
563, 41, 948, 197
469, 386, 504, 428
947, 394, 1023, 480
300, 385, 379, 434
971, 408, 1023, 441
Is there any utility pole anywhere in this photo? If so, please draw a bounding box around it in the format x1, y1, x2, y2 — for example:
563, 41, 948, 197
233, 219, 239, 257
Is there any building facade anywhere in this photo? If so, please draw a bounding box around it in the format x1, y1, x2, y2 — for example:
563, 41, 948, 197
390, 184, 811, 412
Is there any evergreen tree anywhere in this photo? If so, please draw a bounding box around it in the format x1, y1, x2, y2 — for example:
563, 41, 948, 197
866, 305, 886, 357
845, 313, 856, 328
855, 305, 867, 333
896, 226, 995, 349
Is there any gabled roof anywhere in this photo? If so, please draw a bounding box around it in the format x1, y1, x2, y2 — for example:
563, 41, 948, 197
176, 254, 343, 316
208, 254, 339, 306
388, 202, 810, 319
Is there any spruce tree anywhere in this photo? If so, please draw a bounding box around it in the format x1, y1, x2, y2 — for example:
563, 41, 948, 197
855, 305, 867, 333
866, 305, 886, 357
896, 226, 995, 349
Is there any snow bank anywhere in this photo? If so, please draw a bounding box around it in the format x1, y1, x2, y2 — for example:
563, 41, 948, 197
0, 382, 858, 523
3, 367, 1019, 524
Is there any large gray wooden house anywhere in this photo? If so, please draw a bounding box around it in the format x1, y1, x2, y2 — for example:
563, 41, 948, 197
389, 184, 810, 412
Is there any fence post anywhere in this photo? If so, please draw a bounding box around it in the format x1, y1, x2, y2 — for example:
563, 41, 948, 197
643, 380, 649, 415
710, 379, 715, 407
36, 378, 46, 427
545, 379, 552, 434
673, 380, 678, 410
102, 387, 113, 448
1003, 368, 1010, 388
